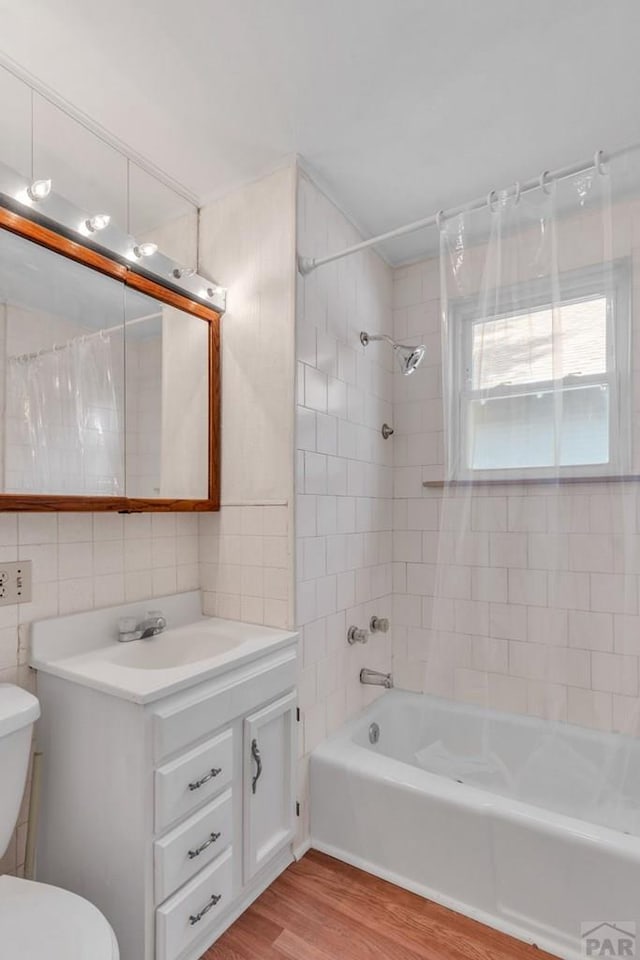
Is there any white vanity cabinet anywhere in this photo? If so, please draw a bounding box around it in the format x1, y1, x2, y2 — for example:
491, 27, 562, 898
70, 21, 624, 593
34, 622, 298, 960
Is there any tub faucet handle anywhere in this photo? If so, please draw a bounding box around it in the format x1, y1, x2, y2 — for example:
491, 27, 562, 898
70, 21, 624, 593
370, 616, 390, 633
347, 625, 369, 645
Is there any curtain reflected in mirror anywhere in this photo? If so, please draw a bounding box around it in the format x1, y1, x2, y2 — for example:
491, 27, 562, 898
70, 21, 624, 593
1, 228, 125, 495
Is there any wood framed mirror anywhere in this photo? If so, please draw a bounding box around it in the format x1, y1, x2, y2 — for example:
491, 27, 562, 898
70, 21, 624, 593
0, 206, 220, 511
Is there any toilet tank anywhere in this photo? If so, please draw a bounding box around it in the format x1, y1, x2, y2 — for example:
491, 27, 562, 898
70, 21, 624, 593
0, 685, 40, 859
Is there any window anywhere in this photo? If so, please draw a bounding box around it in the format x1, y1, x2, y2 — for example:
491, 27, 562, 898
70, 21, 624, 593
448, 262, 631, 480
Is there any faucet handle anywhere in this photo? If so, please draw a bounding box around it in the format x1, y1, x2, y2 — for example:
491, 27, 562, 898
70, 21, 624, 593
347, 625, 369, 645
370, 616, 390, 633
118, 616, 139, 642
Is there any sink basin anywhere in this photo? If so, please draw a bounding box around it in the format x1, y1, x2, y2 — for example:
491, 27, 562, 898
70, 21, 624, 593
105, 625, 241, 670
30, 591, 299, 703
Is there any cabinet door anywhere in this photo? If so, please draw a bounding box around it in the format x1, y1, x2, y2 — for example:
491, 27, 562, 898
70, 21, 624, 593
243, 691, 297, 881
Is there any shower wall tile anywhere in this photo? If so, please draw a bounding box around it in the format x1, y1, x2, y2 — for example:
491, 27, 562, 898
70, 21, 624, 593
391, 250, 640, 736
295, 169, 393, 847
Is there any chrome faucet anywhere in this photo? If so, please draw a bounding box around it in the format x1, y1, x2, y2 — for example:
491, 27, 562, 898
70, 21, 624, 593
360, 668, 393, 689
118, 611, 167, 642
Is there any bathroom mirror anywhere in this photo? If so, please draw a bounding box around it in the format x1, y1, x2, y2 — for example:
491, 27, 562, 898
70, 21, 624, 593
0, 207, 220, 511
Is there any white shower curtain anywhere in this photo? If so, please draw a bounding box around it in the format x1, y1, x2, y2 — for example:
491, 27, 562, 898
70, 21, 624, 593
6, 330, 124, 495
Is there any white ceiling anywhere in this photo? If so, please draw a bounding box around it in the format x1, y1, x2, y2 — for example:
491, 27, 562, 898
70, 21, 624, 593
1, 0, 640, 264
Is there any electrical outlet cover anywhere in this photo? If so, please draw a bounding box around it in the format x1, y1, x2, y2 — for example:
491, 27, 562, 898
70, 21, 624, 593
0, 561, 32, 605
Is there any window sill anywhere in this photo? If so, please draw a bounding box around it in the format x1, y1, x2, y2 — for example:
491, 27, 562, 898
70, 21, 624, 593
423, 474, 640, 488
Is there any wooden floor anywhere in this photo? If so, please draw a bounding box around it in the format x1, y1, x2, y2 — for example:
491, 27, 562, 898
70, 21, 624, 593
203, 850, 559, 960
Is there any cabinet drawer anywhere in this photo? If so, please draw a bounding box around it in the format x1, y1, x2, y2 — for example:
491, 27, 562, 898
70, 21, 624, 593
155, 729, 233, 832
154, 789, 233, 905
156, 846, 233, 960
152, 647, 297, 761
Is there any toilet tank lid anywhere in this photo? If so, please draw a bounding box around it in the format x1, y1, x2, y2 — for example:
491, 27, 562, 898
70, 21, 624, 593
0, 684, 40, 737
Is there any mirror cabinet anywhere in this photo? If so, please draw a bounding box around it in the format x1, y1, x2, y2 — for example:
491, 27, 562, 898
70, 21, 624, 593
0, 206, 220, 511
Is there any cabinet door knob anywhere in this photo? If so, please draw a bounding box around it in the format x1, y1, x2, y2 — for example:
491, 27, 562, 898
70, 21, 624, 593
188, 767, 222, 791
251, 738, 262, 794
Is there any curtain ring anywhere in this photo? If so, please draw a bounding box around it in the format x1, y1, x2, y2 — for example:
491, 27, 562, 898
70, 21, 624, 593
513, 181, 521, 205
435, 209, 444, 232
594, 149, 607, 175
539, 170, 552, 195
487, 189, 499, 213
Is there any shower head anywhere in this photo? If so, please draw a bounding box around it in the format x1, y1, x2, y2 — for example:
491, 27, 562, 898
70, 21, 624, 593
394, 342, 426, 375
360, 331, 426, 376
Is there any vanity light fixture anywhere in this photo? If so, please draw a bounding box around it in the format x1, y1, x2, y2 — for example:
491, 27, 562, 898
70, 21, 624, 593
172, 266, 196, 279
85, 213, 111, 233
133, 242, 158, 258
26, 178, 52, 201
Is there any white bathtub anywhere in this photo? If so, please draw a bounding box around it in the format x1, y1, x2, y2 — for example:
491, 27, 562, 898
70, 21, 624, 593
310, 690, 640, 960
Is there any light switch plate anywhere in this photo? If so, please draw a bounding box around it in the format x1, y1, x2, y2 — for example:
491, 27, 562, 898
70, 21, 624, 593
0, 561, 32, 604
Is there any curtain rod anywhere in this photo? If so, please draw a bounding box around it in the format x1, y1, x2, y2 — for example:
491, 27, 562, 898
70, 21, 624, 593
297, 149, 617, 276
8, 310, 162, 363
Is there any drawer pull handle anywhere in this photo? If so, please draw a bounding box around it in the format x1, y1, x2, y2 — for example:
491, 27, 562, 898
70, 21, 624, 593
188, 767, 222, 791
189, 893, 221, 925
251, 738, 262, 795
187, 832, 221, 859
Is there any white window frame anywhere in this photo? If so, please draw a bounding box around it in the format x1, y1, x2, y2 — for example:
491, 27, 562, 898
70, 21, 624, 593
446, 260, 632, 481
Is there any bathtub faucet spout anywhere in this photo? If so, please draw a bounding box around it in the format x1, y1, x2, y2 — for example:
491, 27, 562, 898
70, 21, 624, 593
360, 668, 393, 689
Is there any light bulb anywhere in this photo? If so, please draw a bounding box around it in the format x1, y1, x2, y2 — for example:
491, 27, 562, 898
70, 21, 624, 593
85, 214, 111, 233
172, 266, 196, 279
27, 179, 52, 201
133, 242, 158, 258
204, 285, 221, 298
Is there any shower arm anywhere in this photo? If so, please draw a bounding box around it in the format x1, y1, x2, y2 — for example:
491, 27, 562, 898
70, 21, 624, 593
360, 332, 418, 350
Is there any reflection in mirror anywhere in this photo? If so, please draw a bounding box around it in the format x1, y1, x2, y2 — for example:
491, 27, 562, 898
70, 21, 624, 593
33, 94, 128, 226
128, 161, 198, 267
0, 228, 125, 495
0, 66, 32, 180
125, 287, 209, 500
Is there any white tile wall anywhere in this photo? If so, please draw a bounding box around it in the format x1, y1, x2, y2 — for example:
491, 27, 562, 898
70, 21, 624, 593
199, 505, 290, 628
294, 169, 394, 844
392, 251, 640, 736
197, 164, 297, 630
0, 509, 199, 876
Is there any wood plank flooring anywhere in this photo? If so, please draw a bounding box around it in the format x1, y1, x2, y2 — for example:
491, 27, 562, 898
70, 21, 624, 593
202, 850, 559, 960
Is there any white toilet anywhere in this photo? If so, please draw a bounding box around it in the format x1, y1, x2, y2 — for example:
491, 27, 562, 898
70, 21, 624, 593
0, 683, 119, 959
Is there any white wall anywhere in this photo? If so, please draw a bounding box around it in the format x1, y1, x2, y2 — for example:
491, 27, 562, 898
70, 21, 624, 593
294, 169, 394, 844
198, 163, 297, 630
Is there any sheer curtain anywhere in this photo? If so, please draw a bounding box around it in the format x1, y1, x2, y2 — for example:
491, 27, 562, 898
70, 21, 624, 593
6, 330, 124, 495
416, 145, 640, 833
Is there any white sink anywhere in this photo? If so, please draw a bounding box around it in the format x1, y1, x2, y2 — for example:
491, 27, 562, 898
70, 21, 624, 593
29, 591, 298, 703
105, 625, 241, 670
